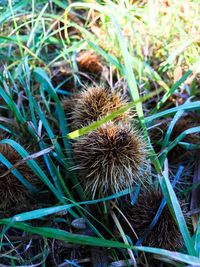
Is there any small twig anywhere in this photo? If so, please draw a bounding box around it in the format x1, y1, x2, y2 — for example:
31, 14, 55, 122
112, 202, 138, 240
187, 208, 200, 216
0, 146, 55, 177
0, 117, 15, 124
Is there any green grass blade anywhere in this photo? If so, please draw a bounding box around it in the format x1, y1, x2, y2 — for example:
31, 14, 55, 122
159, 168, 196, 256
160, 126, 200, 165
135, 246, 200, 266
33, 67, 85, 199
26, 3, 48, 48
194, 216, 200, 256
87, 39, 123, 72
0, 86, 26, 124
0, 0, 29, 25
151, 70, 193, 113
146, 101, 200, 123
4, 188, 130, 222
0, 220, 199, 265
161, 110, 185, 150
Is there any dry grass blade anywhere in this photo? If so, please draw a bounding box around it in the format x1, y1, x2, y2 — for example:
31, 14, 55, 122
0, 137, 41, 211
0, 145, 54, 178
111, 210, 137, 267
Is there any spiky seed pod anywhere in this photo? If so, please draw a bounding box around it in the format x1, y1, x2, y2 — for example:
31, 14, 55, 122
61, 96, 77, 127
69, 86, 132, 130
122, 189, 184, 250
77, 51, 104, 74
0, 137, 39, 210
73, 122, 148, 198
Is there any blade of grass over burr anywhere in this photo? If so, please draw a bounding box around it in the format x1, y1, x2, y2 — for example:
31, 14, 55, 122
67, 88, 162, 139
